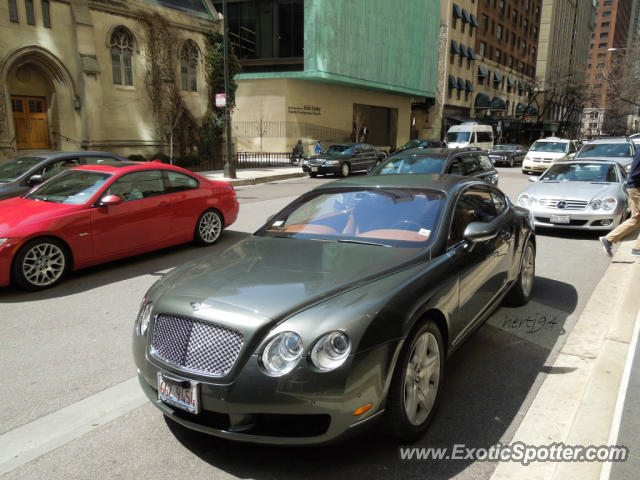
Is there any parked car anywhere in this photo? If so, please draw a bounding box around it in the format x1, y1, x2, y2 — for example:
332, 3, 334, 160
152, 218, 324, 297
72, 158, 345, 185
488, 144, 526, 167
575, 137, 635, 173
302, 143, 387, 178
445, 122, 494, 149
0, 151, 129, 201
517, 160, 629, 230
369, 147, 499, 185
521, 137, 579, 174
0, 162, 238, 290
397, 138, 444, 152
133, 174, 535, 445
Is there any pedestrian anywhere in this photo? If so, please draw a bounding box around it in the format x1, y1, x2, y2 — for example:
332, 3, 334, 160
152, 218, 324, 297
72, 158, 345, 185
600, 149, 640, 257
291, 139, 303, 164
359, 124, 369, 143
314, 140, 323, 154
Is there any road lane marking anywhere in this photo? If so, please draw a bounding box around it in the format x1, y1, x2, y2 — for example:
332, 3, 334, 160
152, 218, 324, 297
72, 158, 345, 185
0, 376, 145, 476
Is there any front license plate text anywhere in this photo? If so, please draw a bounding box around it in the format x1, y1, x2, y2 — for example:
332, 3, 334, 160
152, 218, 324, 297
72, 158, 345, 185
157, 372, 200, 414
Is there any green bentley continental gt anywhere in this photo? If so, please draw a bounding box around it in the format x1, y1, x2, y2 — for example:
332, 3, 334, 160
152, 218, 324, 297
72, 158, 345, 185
133, 174, 535, 445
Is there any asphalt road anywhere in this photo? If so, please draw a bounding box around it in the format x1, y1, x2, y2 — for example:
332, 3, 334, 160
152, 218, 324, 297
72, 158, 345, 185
0, 168, 612, 480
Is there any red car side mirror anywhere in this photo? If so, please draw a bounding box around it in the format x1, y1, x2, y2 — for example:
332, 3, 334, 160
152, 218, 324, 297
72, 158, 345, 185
100, 194, 122, 206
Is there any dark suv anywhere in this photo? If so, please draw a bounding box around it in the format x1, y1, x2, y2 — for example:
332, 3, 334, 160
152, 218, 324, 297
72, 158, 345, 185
368, 147, 499, 185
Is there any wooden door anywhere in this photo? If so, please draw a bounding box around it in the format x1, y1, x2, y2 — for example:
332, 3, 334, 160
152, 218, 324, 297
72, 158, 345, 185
11, 96, 50, 149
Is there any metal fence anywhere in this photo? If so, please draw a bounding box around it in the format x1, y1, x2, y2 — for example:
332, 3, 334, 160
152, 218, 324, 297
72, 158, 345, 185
189, 152, 293, 172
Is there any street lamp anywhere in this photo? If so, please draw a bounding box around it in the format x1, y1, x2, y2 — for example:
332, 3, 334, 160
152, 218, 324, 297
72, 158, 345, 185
222, 0, 236, 179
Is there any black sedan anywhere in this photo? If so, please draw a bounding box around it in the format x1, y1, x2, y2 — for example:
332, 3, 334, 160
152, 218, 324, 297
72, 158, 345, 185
369, 147, 499, 185
133, 174, 535, 445
302, 143, 387, 177
0, 151, 128, 200
488, 144, 526, 167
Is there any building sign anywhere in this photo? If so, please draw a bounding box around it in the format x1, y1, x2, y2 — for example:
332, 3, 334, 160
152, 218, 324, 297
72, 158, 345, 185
288, 105, 321, 116
215, 94, 226, 107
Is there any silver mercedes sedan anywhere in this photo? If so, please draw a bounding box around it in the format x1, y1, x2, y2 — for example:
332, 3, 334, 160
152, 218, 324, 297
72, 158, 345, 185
517, 160, 629, 230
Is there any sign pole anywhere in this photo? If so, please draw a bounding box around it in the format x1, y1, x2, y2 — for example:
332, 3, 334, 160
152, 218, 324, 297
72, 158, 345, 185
222, 0, 236, 179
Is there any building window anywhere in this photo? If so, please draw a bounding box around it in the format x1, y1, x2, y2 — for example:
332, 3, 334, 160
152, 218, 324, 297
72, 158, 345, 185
597, 63, 606, 69
110, 27, 134, 86
601, 22, 610, 28
42, 0, 51, 28
598, 42, 608, 48
508, 56, 513, 68
495, 48, 501, 63
8, 0, 18, 22
482, 14, 488, 32
497, 24, 503, 41
180, 40, 199, 92
597, 52, 606, 58
590, 43, 594, 50
600, 32, 609, 38
602, 11, 611, 17
604, 0, 613, 5
25, 0, 35, 25
479, 41, 486, 57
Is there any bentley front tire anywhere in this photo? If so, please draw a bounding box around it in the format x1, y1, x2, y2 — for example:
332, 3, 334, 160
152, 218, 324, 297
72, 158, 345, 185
385, 320, 444, 441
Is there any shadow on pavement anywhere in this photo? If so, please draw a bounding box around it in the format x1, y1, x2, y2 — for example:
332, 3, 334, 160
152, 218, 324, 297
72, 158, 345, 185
164, 276, 577, 480
0, 231, 250, 302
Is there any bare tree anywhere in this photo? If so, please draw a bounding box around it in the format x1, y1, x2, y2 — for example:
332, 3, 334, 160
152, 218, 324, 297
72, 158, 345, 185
602, 46, 640, 134
352, 107, 365, 143
255, 101, 266, 152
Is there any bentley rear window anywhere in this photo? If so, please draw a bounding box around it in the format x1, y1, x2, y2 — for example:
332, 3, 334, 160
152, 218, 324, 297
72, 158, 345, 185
259, 188, 445, 247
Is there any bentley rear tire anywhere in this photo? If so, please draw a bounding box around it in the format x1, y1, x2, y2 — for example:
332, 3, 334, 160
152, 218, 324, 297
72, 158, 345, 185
385, 320, 444, 441
504, 240, 535, 306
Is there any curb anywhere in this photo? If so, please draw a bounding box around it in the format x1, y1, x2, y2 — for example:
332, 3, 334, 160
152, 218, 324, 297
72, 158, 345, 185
490, 238, 640, 480
224, 172, 308, 186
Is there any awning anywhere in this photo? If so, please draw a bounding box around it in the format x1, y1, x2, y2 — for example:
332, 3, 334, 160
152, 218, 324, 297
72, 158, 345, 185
448, 75, 458, 88
468, 47, 477, 60
491, 96, 507, 111
460, 43, 469, 58
475, 93, 491, 108
493, 71, 503, 83
457, 77, 465, 90
462, 8, 471, 23
478, 65, 488, 77
516, 102, 527, 114
453, 3, 462, 18
450, 40, 461, 55
465, 80, 474, 92
507, 77, 515, 88
470, 14, 479, 27
526, 105, 539, 116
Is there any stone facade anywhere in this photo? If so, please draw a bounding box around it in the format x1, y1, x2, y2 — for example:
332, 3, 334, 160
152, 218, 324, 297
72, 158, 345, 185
0, 0, 219, 161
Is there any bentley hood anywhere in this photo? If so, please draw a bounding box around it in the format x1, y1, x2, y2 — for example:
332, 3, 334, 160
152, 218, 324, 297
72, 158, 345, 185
154, 235, 425, 320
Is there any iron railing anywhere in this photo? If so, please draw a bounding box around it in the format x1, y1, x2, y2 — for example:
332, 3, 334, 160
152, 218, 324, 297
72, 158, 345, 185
189, 152, 293, 172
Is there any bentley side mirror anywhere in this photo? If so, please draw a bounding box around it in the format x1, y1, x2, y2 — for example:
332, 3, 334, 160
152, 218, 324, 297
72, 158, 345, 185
27, 174, 43, 186
528, 176, 539, 182
99, 194, 122, 206
463, 222, 498, 244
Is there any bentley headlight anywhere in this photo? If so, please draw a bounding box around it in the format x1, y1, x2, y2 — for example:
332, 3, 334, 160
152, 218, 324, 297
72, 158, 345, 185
261, 332, 303, 376
324, 160, 340, 166
602, 197, 616, 211
311, 331, 351, 371
136, 298, 153, 335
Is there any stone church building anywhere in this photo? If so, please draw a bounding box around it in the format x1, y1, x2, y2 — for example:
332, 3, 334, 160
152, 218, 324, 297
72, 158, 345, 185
0, 0, 218, 161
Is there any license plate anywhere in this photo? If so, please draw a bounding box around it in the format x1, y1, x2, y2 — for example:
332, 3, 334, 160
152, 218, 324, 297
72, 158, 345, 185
311, 167, 318, 172
550, 214, 570, 224
157, 372, 200, 414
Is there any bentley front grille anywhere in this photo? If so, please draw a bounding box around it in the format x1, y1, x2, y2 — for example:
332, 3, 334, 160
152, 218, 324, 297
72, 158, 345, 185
151, 313, 244, 377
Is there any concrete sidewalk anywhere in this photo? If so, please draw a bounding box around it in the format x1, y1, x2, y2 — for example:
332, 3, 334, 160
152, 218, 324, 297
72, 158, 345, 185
199, 166, 307, 186
491, 237, 640, 480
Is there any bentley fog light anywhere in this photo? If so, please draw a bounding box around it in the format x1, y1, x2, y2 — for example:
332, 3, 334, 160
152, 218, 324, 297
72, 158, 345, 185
261, 332, 303, 376
137, 299, 153, 335
311, 331, 351, 371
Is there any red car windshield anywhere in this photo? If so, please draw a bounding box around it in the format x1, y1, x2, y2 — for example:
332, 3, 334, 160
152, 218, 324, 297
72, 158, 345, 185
25, 170, 111, 204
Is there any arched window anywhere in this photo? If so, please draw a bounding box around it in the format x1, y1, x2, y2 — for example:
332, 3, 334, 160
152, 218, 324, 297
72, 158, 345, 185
110, 27, 134, 86
180, 40, 199, 92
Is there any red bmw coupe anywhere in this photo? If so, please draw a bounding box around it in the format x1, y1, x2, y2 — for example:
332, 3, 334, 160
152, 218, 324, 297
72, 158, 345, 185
0, 161, 239, 290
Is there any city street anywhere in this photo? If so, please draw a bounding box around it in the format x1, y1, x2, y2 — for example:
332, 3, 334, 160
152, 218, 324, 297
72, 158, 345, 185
0, 168, 613, 480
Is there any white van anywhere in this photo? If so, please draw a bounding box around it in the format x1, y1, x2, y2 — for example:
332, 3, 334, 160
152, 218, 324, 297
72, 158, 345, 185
521, 137, 578, 174
445, 123, 494, 149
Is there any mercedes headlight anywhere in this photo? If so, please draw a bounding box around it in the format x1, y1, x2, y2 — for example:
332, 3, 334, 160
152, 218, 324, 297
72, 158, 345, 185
261, 332, 303, 376
518, 193, 537, 207
590, 199, 602, 210
311, 331, 351, 371
602, 197, 616, 211
136, 297, 153, 335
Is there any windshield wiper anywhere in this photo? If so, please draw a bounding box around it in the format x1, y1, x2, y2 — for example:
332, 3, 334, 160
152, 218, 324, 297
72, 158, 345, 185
338, 239, 391, 247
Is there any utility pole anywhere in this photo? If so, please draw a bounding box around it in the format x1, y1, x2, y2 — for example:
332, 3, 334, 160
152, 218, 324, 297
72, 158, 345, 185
222, 0, 236, 178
